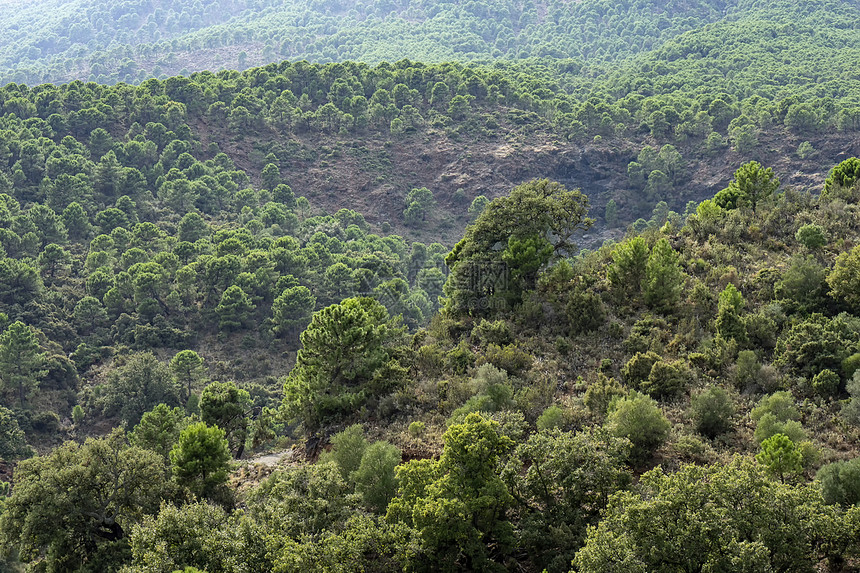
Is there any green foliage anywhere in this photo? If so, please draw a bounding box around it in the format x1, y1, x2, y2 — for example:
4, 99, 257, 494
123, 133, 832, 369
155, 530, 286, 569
170, 421, 232, 500
816, 457, 860, 506
574, 458, 853, 573
403, 187, 435, 227
641, 360, 690, 401
756, 433, 803, 483
129, 403, 187, 460
714, 161, 780, 211
272, 285, 316, 336
643, 238, 682, 312
607, 392, 670, 464
0, 405, 30, 460
281, 297, 406, 432
352, 441, 401, 513
715, 284, 747, 343
828, 245, 860, 312
445, 179, 591, 315
0, 321, 44, 409
622, 351, 661, 388
169, 349, 205, 400
690, 386, 735, 439
608, 236, 649, 300
388, 413, 514, 571
200, 380, 251, 458
501, 428, 631, 572
752, 391, 806, 444
796, 223, 827, 250
823, 157, 860, 198
98, 352, 183, 427
0, 431, 166, 571
327, 424, 368, 482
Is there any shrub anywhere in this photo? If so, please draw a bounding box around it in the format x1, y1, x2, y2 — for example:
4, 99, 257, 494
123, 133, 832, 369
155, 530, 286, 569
816, 457, 860, 506
811, 369, 840, 398
641, 360, 690, 400
607, 392, 671, 464
584, 375, 625, 416
751, 391, 805, 444
622, 351, 661, 388
536, 404, 566, 431
689, 386, 735, 438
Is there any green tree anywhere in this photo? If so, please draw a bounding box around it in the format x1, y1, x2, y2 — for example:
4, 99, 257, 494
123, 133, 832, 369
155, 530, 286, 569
756, 433, 803, 483
0, 405, 30, 460
501, 428, 631, 572
352, 441, 401, 513
643, 238, 682, 312
445, 180, 592, 315
215, 285, 255, 331
98, 352, 183, 427
170, 421, 232, 500
200, 380, 251, 459
387, 413, 514, 571
796, 224, 827, 250
715, 283, 746, 343
816, 457, 860, 506
714, 161, 780, 211
690, 386, 735, 439
607, 392, 670, 464
272, 285, 316, 336
403, 187, 435, 226
128, 403, 187, 460
0, 321, 45, 409
574, 458, 852, 573
827, 245, 860, 312
170, 349, 205, 401
608, 236, 649, 300
0, 431, 165, 571
282, 297, 406, 431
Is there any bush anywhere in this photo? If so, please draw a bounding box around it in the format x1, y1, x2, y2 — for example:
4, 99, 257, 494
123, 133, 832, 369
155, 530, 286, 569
816, 457, 860, 506
689, 386, 735, 439
811, 369, 840, 398
607, 392, 671, 464
622, 351, 661, 388
351, 441, 401, 513
327, 424, 368, 481
536, 404, 566, 431
566, 288, 606, 334
584, 375, 625, 416
641, 360, 690, 400
751, 391, 805, 444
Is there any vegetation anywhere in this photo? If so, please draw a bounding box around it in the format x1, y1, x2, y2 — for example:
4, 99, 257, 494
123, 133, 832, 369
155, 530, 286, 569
3, 0, 860, 570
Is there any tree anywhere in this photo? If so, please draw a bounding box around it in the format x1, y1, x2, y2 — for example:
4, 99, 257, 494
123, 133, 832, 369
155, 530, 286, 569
816, 457, 860, 506
715, 283, 746, 342
0, 321, 45, 409
690, 386, 735, 439
352, 441, 401, 513
272, 285, 316, 336
170, 421, 232, 500
0, 431, 166, 571
0, 405, 30, 460
200, 380, 251, 459
574, 458, 852, 573
714, 161, 780, 211
608, 236, 649, 300
643, 238, 682, 312
445, 180, 592, 315
281, 297, 406, 432
823, 157, 860, 198
756, 433, 804, 483
128, 403, 187, 460
215, 285, 255, 331
828, 245, 860, 312
607, 392, 670, 464
403, 187, 435, 226
170, 349, 205, 400
501, 428, 631, 572
387, 413, 515, 570
98, 352, 183, 427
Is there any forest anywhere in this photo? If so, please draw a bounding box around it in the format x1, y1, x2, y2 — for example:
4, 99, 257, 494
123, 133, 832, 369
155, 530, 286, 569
2, 0, 860, 571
